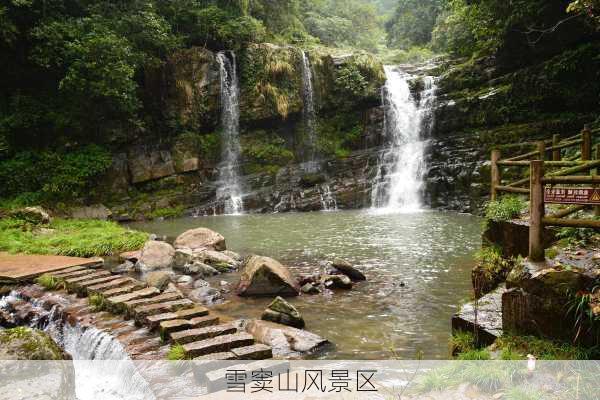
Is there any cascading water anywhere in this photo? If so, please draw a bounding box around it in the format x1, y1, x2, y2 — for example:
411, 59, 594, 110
371, 66, 437, 212
216, 51, 244, 215
319, 184, 338, 212
301, 51, 318, 171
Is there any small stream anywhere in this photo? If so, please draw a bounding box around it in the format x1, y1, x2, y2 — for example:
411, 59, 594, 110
130, 209, 481, 359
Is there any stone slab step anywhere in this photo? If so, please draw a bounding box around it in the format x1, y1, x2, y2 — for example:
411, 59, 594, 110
122, 292, 184, 318
194, 352, 237, 361
231, 344, 272, 360
52, 265, 88, 275
65, 270, 110, 285
87, 277, 145, 295
145, 306, 210, 330
452, 284, 506, 347
101, 284, 145, 298
105, 287, 161, 313
51, 267, 90, 278
133, 299, 195, 324
183, 333, 254, 358
170, 323, 236, 345
189, 315, 220, 329
71, 275, 124, 296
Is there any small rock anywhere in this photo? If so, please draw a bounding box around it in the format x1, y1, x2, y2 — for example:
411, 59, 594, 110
196, 250, 237, 267
164, 283, 184, 296
173, 248, 194, 267
222, 250, 242, 261
119, 250, 141, 263
321, 274, 353, 290
193, 279, 210, 289
175, 261, 218, 277
331, 258, 366, 281
189, 286, 223, 306
144, 271, 172, 291
301, 283, 321, 294
177, 275, 194, 286
111, 260, 135, 274
298, 274, 320, 286
261, 296, 305, 328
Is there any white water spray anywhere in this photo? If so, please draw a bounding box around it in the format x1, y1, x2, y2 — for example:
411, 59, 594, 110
216, 51, 244, 215
371, 66, 437, 212
301, 51, 318, 170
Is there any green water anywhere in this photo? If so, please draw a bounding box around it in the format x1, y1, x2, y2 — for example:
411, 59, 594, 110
129, 209, 482, 359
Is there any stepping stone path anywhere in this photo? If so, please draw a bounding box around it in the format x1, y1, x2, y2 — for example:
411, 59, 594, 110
42, 265, 273, 361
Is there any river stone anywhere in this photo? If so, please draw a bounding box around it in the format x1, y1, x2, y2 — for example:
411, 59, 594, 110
243, 319, 329, 356
111, 260, 135, 274
222, 250, 242, 261
237, 255, 300, 297
189, 286, 223, 305
301, 283, 320, 294
321, 274, 352, 290
136, 240, 175, 272
177, 275, 194, 287
119, 250, 141, 263
174, 248, 194, 267
193, 279, 210, 289
174, 228, 226, 251
178, 261, 219, 277
261, 296, 304, 328
332, 258, 366, 281
144, 271, 172, 291
197, 250, 237, 267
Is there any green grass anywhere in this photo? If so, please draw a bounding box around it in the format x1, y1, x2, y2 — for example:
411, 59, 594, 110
504, 386, 544, 400
449, 331, 476, 355
484, 195, 526, 222
35, 274, 62, 290
495, 335, 598, 360
167, 344, 186, 361
414, 365, 460, 393
88, 293, 106, 311
457, 349, 491, 360
0, 218, 148, 257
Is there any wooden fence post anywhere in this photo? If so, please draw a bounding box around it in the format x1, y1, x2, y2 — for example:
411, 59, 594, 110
491, 149, 501, 201
537, 141, 546, 161
582, 125, 592, 161
529, 160, 545, 262
552, 134, 561, 161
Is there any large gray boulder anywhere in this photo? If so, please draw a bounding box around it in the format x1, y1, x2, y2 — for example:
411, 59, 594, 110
10, 206, 51, 225
237, 256, 300, 297
174, 228, 226, 251
136, 240, 175, 272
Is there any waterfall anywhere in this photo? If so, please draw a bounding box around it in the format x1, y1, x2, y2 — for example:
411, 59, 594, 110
371, 66, 437, 212
319, 184, 338, 212
301, 51, 318, 171
216, 51, 244, 215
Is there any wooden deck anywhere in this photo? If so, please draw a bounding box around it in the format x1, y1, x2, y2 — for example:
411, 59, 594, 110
0, 252, 102, 281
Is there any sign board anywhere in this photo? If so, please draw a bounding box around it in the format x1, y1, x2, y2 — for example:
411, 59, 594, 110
544, 187, 600, 205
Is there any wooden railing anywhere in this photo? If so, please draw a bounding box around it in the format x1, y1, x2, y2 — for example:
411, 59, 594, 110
490, 125, 600, 261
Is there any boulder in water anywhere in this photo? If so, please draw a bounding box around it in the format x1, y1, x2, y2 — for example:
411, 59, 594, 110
0, 327, 67, 360
173, 248, 194, 267
144, 271, 172, 290
332, 258, 366, 281
237, 255, 300, 297
111, 260, 135, 274
176, 261, 219, 277
261, 296, 305, 328
197, 250, 237, 268
321, 274, 353, 290
119, 250, 141, 263
176, 275, 194, 287
301, 283, 321, 294
222, 250, 242, 261
189, 286, 223, 306
174, 228, 226, 251
136, 240, 175, 272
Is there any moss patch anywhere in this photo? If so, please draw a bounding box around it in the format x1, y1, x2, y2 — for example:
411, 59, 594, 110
0, 327, 65, 360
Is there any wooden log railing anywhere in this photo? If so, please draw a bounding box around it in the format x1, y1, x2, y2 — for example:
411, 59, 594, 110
489, 125, 600, 262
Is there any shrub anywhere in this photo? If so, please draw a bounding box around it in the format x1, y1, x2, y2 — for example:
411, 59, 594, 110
0, 145, 112, 204
449, 331, 476, 355
484, 195, 526, 222
167, 344, 186, 361
457, 349, 491, 360
89, 293, 106, 311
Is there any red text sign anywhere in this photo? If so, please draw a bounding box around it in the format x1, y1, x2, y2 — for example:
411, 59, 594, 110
544, 187, 600, 205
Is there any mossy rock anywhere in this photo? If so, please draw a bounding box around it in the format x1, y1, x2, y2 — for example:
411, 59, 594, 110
0, 327, 67, 360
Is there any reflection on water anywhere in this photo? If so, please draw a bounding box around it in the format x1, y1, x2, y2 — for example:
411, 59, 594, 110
129, 210, 481, 360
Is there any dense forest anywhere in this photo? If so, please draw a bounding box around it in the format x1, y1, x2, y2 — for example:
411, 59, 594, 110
0, 0, 599, 209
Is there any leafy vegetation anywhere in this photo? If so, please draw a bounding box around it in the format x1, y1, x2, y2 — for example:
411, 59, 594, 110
146, 206, 185, 220
484, 196, 526, 222
167, 344, 187, 361
35, 274, 62, 291
89, 293, 107, 312
0, 218, 148, 257
494, 334, 599, 360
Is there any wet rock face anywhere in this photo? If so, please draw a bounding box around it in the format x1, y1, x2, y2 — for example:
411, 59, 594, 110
237, 256, 300, 297
0, 327, 67, 360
